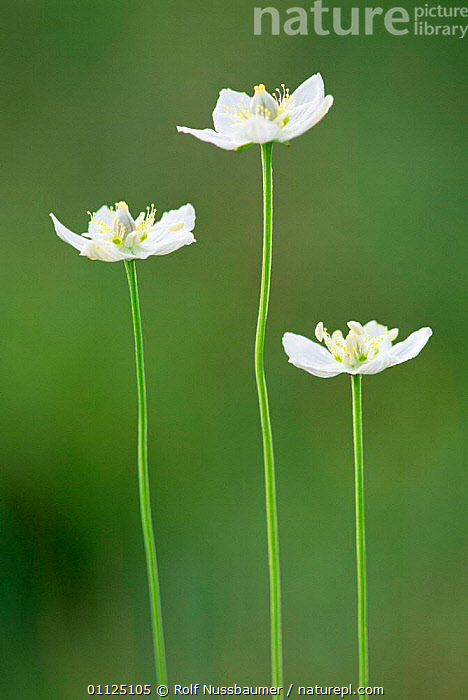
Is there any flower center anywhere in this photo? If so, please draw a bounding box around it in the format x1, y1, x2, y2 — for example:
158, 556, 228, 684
88, 203, 158, 248
223, 83, 294, 128
315, 321, 399, 369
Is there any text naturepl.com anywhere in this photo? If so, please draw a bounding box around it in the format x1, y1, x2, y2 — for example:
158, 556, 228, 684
254, 3, 468, 39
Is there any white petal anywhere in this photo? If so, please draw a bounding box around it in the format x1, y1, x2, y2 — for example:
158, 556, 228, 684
281, 95, 333, 142
158, 203, 195, 232
80, 238, 131, 262
290, 74, 325, 109
136, 227, 195, 258
282, 332, 343, 378
177, 126, 236, 150
363, 319, 393, 352
50, 213, 86, 252
94, 205, 114, 226
286, 75, 326, 131
88, 205, 115, 236
388, 327, 433, 366
235, 114, 282, 145
352, 353, 393, 375
349, 326, 432, 374
364, 320, 386, 338
348, 321, 365, 335
212, 88, 251, 135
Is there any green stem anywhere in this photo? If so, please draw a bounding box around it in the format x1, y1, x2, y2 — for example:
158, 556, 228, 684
351, 374, 369, 689
124, 259, 168, 684
256, 142, 283, 687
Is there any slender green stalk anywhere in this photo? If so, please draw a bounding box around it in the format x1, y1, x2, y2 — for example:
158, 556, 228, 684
124, 259, 168, 684
255, 142, 283, 687
351, 374, 369, 688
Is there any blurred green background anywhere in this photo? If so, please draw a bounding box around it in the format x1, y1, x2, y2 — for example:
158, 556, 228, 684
2, 0, 467, 697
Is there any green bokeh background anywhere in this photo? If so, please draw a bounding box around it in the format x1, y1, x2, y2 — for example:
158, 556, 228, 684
3, 1, 467, 697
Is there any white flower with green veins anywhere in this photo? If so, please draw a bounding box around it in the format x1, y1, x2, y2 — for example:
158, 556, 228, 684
283, 320, 432, 377
51, 201, 196, 262
177, 74, 333, 150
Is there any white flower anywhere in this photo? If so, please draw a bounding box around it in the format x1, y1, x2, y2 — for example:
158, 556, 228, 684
283, 320, 432, 378
50, 201, 196, 262
177, 74, 333, 151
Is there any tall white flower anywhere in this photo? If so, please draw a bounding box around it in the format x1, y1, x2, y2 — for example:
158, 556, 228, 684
177, 74, 333, 150
283, 320, 432, 378
50, 201, 196, 262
